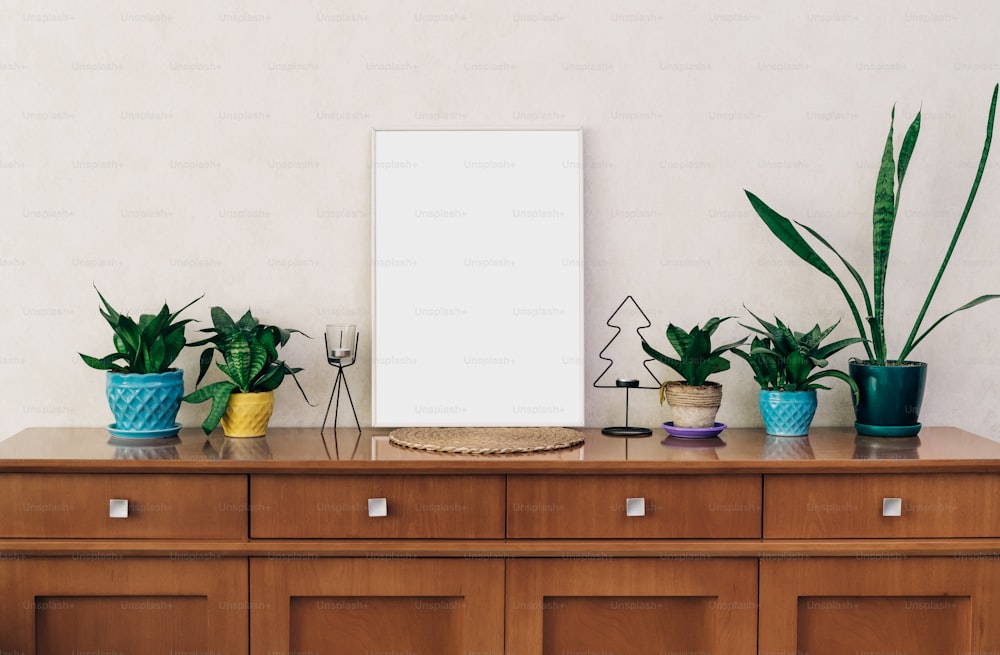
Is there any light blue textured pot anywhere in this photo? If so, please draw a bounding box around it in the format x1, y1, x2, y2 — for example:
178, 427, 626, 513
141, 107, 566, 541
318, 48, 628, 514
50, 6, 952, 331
759, 390, 818, 436
106, 369, 184, 432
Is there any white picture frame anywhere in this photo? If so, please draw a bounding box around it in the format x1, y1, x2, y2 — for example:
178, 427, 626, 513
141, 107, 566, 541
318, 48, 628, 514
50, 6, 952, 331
372, 129, 584, 427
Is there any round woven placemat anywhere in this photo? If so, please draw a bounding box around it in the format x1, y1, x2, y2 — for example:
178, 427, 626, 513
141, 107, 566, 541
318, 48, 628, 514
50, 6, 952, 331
388, 427, 585, 455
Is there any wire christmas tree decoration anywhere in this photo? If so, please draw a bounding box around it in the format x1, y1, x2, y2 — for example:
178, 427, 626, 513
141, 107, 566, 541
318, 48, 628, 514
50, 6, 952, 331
593, 295, 661, 437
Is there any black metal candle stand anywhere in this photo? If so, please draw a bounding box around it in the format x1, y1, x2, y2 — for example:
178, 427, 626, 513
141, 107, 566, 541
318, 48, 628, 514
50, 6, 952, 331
320, 332, 361, 438
593, 295, 661, 438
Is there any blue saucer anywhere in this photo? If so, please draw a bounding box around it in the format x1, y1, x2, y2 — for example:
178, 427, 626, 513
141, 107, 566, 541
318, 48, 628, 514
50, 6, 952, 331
107, 422, 182, 439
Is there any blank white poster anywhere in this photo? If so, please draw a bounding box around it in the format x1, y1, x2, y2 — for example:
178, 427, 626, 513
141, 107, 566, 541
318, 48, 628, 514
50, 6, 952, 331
372, 129, 584, 427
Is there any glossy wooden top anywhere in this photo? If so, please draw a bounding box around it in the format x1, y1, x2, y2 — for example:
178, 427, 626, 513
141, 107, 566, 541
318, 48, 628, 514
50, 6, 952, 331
1, 426, 999, 474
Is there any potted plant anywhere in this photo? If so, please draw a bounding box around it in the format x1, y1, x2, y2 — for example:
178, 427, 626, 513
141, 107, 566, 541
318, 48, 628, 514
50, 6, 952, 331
733, 310, 863, 436
183, 306, 311, 437
745, 84, 999, 436
79, 288, 201, 437
641, 317, 745, 429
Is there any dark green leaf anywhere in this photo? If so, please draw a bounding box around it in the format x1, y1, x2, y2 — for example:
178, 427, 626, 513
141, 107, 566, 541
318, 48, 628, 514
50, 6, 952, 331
793, 221, 875, 359
115, 315, 141, 355
138, 312, 157, 334
709, 337, 747, 358
686, 329, 712, 362
871, 107, 897, 364
739, 324, 770, 339
900, 84, 998, 361
79, 353, 126, 371
811, 320, 840, 346
260, 328, 279, 360
285, 364, 314, 406
804, 369, 860, 404
94, 287, 121, 324
223, 334, 252, 390
211, 306, 237, 333
167, 294, 203, 324
905, 294, 1000, 358
274, 326, 292, 347
246, 337, 269, 385
701, 316, 731, 336
897, 110, 921, 190
813, 336, 865, 360
746, 192, 840, 281
147, 338, 166, 373
665, 324, 691, 357
748, 347, 783, 359
236, 309, 257, 331
160, 328, 186, 370
195, 347, 216, 387
112, 334, 129, 358
743, 308, 779, 339
216, 361, 235, 380
785, 351, 811, 386
140, 304, 174, 344
183, 380, 237, 434
691, 357, 730, 387
642, 340, 685, 380
254, 364, 286, 392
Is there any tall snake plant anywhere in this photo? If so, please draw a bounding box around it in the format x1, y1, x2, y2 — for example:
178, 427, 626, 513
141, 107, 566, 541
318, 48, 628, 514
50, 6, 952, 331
746, 84, 1000, 365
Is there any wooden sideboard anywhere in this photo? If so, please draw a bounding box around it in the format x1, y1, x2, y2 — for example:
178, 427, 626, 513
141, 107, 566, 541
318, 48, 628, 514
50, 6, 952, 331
2, 426, 1000, 654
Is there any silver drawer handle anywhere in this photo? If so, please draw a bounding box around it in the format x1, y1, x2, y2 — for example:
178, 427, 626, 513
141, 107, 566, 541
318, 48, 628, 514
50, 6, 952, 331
368, 497, 388, 518
109, 499, 129, 519
625, 497, 646, 517
882, 497, 902, 517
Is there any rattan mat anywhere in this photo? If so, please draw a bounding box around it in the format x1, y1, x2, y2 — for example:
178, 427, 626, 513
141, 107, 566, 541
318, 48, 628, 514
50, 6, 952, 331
388, 427, 585, 455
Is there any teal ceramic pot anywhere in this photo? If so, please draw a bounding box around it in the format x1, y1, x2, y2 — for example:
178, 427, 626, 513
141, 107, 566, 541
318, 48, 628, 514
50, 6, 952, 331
106, 369, 184, 433
849, 360, 927, 437
759, 390, 818, 436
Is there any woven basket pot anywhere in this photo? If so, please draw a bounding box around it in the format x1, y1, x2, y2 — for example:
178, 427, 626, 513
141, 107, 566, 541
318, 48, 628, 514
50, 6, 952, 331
663, 381, 722, 428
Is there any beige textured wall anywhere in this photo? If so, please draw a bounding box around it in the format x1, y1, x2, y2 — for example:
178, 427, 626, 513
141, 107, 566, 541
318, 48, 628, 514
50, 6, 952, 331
2, 1, 999, 441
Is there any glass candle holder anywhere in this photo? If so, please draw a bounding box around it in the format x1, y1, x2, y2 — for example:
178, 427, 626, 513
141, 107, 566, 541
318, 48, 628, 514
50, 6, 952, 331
326, 324, 357, 364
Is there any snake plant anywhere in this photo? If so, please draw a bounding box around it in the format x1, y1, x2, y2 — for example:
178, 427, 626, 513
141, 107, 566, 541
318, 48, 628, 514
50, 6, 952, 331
183, 306, 312, 434
641, 316, 746, 398
79, 287, 201, 374
733, 309, 863, 401
746, 84, 1000, 365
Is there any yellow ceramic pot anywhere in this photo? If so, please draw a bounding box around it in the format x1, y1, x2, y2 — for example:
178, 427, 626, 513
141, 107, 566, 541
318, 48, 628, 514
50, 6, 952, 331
220, 391, 274, 438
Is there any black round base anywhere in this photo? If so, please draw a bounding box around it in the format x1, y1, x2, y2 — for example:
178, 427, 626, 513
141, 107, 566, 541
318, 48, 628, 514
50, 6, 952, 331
601, 426, 653, 438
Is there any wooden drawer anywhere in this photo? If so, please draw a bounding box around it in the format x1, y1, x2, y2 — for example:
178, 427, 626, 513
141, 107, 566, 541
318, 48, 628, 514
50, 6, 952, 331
250, 474, 506, 539
507, 474, 762, 539
764, 473, 1000, 538
0, 473, 248, 539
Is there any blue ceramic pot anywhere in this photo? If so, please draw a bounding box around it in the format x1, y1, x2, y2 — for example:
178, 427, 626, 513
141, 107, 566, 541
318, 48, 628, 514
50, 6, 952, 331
106, 369, 184, 432
759, 390, 818, 436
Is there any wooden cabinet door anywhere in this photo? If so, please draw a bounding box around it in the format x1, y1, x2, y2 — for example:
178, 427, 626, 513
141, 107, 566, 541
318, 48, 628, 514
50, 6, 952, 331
251, 557, 504, 655
760, 557, 1000, 654
0, 557, 248, 654
506, 557, 757, 655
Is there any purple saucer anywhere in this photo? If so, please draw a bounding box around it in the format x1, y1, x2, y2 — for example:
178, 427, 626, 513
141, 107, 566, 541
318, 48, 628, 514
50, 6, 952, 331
662, 422, 727, 439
